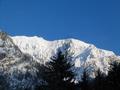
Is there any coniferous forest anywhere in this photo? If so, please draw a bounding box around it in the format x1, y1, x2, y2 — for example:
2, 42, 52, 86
0, 49, 120, 90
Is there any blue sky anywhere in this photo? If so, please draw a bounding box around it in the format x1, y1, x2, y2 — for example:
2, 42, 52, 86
0, 0, 120, 55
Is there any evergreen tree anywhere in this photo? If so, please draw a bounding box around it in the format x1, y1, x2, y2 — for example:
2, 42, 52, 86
93, 69, 106, 90
37, 51, 76, 90
79, 68, 90, 90
0, 74, 8, 90
106, 62, 120, 90
92, 62, 120, 90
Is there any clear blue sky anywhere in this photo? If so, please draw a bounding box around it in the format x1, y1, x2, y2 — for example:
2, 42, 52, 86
0, 0, 120, 55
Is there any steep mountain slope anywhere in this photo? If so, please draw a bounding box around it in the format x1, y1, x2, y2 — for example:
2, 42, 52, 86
0, 32, 39, 89
12, 36, 116, 62
0, 31, 119, 89
12, 36, 120, 79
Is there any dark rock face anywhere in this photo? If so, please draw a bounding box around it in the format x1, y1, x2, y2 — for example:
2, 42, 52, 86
0, 53, 6, 60
0, 32, 7, 40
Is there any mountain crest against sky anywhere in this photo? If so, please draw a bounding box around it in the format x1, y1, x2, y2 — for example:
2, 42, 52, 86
0, 31, 119, 89
11, 34, 120, 75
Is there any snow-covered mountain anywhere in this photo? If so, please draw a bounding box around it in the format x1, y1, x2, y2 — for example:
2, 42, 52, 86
11, 35, 120, 79
0, 31, 119, 89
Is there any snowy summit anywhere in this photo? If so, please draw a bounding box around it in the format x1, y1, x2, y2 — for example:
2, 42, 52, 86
0, 31, 119, 89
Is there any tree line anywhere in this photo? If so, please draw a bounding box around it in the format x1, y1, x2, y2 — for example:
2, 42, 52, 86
0, 50, 120, 90
35, 50, 120, 90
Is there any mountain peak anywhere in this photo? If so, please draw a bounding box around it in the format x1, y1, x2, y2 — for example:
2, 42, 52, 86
11, 35, 117, 63
0, 33, 119, 89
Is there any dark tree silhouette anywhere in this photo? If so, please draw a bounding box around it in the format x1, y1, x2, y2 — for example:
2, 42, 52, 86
36, 51, 76, 90
92, 69, 106, 90
78, 68, 90, 90
106, 62, 120, 90
0, 74, 9, 90
92, 62, 120, 90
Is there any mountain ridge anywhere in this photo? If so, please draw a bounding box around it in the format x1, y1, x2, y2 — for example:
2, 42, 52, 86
0, 31, 119, 89
11, 35, 117, 60
11, 35, 120, 76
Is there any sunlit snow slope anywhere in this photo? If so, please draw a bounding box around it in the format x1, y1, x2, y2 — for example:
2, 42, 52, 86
0, 31, 120, 89
12, 36, 120, 79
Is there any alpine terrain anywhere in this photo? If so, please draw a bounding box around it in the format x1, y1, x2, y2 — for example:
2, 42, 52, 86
0, 31, 119, 89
